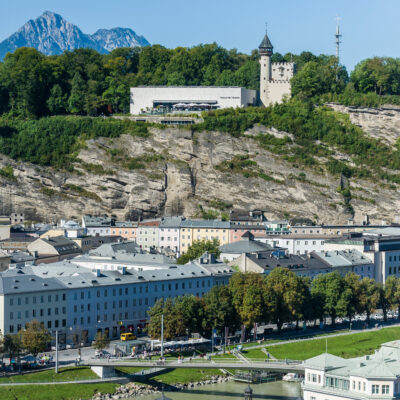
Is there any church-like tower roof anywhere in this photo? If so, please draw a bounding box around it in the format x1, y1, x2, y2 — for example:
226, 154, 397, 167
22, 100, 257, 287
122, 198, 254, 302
259, 33, 273, 49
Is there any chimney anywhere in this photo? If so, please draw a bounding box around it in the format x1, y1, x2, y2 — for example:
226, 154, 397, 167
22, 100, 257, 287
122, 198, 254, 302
96, 269, 101, 277
121, 266, 127, 275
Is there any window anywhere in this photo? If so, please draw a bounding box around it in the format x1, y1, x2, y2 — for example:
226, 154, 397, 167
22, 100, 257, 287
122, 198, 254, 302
372, 385, 379, 394
9, 312, 13, 320
363, 382, 366, 391
358, 382, 361, 390
382, 385, 389, 394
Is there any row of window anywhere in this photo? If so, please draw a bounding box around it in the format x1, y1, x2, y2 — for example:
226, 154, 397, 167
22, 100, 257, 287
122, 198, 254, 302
372, 384, 389, 394
71, 280, 210, 300
181, 229, 227, 233
9, 293, 66, 306
10, 307, 66, 320
9, 319, 66, 333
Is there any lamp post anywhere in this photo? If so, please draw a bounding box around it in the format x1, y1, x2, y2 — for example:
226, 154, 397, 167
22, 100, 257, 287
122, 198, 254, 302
161, 314, 164, 358
55, 330, 59, 374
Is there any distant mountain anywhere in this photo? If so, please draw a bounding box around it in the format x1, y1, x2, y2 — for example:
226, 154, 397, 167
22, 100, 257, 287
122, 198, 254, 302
91, 27, 150, 52
0, 11, 150, 60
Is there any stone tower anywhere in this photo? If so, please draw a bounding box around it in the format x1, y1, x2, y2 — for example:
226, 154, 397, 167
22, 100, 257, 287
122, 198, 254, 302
258, 31, 295, 107
258, 32, 273, 107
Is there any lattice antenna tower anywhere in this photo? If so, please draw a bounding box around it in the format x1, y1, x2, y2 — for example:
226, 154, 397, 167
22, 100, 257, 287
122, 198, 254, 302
335, 15, 342, 63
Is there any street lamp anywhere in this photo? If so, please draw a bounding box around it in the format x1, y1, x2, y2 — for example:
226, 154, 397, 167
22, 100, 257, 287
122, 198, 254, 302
55, 330, 59, 374
161, 314, 164, 358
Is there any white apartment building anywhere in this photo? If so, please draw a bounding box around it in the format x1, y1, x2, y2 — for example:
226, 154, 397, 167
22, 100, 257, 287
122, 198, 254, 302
82, 215, 113, 237
73, 242, 176, 272
0, 258, 233, 343
159, 216, 184, 254
0, 268, 68, 336
136, 220, 160, 251
324, 234, 400, 283
257, 235, 325, 255
303, 340, 400, 400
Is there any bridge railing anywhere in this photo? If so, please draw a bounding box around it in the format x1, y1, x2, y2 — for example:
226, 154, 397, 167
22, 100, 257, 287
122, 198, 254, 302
83, 357, 303, 366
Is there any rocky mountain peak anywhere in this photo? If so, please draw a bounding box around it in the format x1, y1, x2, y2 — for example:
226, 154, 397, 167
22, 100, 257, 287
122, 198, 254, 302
0, 11, 149, 60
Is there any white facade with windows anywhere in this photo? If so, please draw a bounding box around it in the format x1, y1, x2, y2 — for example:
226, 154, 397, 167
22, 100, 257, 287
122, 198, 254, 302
0, 258, 233, 342
303, 341, 400, 400
136, 225, 160, 251
257, 236, 325, 255
130, 86, 257, 115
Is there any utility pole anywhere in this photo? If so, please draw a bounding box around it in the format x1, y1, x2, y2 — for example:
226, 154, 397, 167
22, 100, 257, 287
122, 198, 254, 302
55, 330, 59, 374
161, 314, 164, 358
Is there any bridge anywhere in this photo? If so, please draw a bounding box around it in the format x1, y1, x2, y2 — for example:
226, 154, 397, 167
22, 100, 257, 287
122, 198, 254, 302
82, 358, 305, 378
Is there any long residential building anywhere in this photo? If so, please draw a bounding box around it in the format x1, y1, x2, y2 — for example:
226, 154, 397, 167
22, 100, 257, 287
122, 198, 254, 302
0, 256, 233, 343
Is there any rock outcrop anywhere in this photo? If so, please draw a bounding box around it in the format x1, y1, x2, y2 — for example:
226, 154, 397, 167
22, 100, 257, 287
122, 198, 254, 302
1, 108, 399, 225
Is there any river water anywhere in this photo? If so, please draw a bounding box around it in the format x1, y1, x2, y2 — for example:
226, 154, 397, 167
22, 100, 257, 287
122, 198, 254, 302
137, 381, 302, 399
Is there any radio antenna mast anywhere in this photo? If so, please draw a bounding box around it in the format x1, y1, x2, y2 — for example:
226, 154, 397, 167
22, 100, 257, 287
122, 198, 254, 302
335, 15, 342, 63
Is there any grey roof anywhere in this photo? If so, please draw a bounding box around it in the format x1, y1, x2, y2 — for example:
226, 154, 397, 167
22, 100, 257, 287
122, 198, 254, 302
86, 241, 176, 265
305, 341, 400, 380
160, 216, 186, 228
83, 215, 113, 227
368, 227, 400, 236
89, 241, 142, 257
39, 236, 81, 255
115, 221, 137, 228
180, 220, 230, 229
313, 250, 372, 267
259, 33, 273, 49
0, 267, 66, 294
220, 236, 273, 254
249, 251, 324, 271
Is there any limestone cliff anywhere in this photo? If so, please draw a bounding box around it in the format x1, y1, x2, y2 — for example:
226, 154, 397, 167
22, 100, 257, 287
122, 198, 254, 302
1, 105, 400, 225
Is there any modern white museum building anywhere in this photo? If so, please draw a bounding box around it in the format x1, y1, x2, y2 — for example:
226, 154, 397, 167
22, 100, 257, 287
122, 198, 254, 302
129, 86, 257, 115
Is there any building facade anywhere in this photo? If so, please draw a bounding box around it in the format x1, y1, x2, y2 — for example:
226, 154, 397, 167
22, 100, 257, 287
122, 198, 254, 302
130, 86, 257, 115
303, 341, 400, 400
180, 220, 230, 253
136, 220, 160, 251
159, 216, 184, 254
110, 222, 137, 241
0, 259, 233, 342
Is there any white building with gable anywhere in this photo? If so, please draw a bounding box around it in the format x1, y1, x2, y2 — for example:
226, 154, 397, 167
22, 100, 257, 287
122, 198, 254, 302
303, 340, 400, 400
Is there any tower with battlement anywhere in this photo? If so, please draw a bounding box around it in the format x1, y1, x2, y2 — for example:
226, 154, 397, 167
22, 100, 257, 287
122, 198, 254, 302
259, 32, 295, 107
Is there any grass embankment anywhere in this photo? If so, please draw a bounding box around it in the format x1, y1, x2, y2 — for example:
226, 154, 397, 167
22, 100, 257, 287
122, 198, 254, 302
0, 383, 118, 400
268, 326, 400, 360
148, 368, 223, 385
0, 366, 97, 383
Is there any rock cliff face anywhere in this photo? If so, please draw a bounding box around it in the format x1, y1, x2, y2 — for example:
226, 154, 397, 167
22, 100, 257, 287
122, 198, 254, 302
1, 106, 400, 225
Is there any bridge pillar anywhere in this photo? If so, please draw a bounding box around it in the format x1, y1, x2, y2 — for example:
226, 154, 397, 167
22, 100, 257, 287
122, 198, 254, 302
91, 365, 116, 378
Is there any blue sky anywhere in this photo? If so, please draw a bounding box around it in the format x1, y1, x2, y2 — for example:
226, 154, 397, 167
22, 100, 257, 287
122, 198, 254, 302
1, 0, 399, 71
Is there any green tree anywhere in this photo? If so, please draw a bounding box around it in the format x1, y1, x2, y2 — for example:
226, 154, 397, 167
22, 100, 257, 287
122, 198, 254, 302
68, 72, 87, 114
385, 276, 400, 319
202, 285, 239, 335
358, 277, 379, 322
264, 268, 307, 331
173, 295, 202, 336
177, 238, 221, 264
311, 272, 344, 325
19, 320, 51, 356
147, 298, 176, 340
92, 332, 110, 351
3, 334, 21, 360
47, 84, 67, 114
